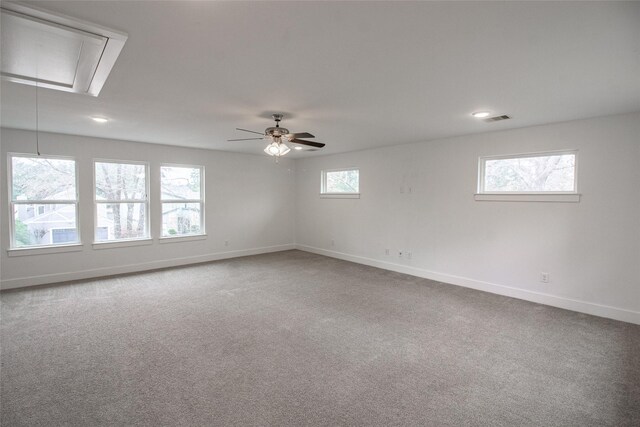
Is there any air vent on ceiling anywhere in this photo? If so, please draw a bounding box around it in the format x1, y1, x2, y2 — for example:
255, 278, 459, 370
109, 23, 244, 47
0, 3, 127, 96
484, 115, 511, 123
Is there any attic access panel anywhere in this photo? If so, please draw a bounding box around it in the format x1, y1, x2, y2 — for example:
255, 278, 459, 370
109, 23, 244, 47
0, 3, 127, 96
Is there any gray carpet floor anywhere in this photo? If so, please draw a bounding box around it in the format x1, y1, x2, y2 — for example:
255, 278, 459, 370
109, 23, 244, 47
1, 250, 639, 426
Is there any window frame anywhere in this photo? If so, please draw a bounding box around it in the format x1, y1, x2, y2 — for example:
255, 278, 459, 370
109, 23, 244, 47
159, 163, 205, 239
7, 153, 81, 252
476, 150, 580, 202
320, 167, 360, 199
93, 159, 150, 245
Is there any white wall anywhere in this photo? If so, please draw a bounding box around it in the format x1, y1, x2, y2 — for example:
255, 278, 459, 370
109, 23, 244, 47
2, 114, 639, 324
0, 128, 296, 289
295, 113, 640, 324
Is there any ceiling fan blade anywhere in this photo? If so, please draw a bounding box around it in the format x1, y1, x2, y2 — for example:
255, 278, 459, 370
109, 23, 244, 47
286, 132, 315, 139
236, 128, 265, 136
290, 139, 325, 148
227, 138, 264, 141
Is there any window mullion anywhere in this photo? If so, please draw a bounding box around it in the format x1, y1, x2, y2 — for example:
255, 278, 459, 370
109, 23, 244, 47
11, 200, 77, 204
161, 199, 201, 204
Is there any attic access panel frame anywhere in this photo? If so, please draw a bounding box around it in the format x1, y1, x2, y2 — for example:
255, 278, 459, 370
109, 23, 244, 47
0, 2, 127, 97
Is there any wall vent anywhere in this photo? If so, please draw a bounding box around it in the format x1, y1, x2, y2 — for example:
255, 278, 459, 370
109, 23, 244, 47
0, 3, 127, 96
484, 115, 511, 123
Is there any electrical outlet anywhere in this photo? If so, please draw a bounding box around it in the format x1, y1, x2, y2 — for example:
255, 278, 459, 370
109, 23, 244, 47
541, 272, 549, 283
385, 248, 390, 256
224, 240, 229, 247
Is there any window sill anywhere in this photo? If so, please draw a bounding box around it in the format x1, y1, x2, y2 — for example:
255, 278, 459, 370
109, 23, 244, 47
7, 243, 84, 257
320, 193, 360, 199
93, 238, 153, 250
159, 234, 207, 243
474, 193, 581, 203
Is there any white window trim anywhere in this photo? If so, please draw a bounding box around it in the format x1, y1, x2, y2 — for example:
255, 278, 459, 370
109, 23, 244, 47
320, 193, 361, 199
320, 167, 360, 198
92, 238, 153, 250
93, 159, 150, 243
158, 234, 207, 244
474, 193, 580, 203
7, 153, 81, 251
160, 164, 205, 238
477, 149, 580, 202
7, 243, 84, 257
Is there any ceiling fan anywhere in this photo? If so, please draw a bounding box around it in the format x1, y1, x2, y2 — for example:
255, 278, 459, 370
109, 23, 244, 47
228, 114, 325, 157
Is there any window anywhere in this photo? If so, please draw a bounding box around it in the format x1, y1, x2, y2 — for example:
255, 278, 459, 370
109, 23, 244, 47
321, 168, 360, 198
476, 151, 578, 202
160, 165, 204, 237
8, 154, 79, 248
94, 161, 149, 242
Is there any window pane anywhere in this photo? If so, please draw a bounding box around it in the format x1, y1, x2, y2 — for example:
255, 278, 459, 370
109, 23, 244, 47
12, 204, 78, 247
484, 154, 575, 192
95, 162, 146, 201
325, 169, 359, 193
12, 156, 76, 201
162, 203, 202, 236
96, 203, 148, 241
161, 166, 201, 200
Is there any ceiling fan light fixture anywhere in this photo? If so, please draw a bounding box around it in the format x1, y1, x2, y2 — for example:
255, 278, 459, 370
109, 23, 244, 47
264, 141, 290, 156
279, 144, 291, 156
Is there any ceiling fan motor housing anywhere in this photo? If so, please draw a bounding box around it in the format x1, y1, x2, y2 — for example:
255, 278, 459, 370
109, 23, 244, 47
266, 113, 288, 138
265, 126, 289, 138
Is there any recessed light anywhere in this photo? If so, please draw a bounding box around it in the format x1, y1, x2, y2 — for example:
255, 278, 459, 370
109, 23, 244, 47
471, 111, 491, 118
91, 117, 108, 123
294, 146, 303, 150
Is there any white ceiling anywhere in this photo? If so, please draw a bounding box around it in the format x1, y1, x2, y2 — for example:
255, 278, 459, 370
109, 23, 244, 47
1, 1, 639, 157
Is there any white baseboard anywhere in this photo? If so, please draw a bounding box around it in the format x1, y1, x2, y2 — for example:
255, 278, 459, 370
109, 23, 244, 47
0, 244, 296, 290
296, 244, 640, 325
4, 243, 638, 325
